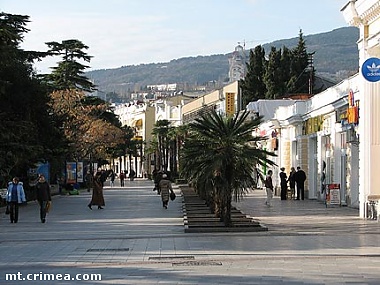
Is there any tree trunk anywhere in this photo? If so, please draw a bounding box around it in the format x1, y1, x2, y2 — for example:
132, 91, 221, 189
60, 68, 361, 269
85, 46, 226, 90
224, 193, 232, 227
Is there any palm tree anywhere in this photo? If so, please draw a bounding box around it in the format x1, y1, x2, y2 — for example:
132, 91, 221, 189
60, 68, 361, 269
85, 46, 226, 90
152, 120, 173, 172
180, 110, 276, 226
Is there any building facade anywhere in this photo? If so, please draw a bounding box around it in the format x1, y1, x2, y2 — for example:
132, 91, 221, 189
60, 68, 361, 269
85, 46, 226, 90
251, 0, 380, 218
342, 0, 380, 217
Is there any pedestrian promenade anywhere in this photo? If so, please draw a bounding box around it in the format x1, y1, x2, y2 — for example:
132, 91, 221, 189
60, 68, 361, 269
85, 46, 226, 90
234, 188, 380, 235
1, 179, 380, 284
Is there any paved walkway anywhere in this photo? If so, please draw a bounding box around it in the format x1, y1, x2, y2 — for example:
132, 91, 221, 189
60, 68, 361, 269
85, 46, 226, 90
1, 179, 380, 284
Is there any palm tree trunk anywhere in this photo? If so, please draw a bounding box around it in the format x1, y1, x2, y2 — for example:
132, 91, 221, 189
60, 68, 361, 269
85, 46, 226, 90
224, 193, 232, 226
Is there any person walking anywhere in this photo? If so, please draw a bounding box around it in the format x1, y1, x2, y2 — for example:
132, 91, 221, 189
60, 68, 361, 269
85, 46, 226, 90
109, 170, 116, 187
294, 166, 307, 200
129, 169, 136, 181
119, 171, 125, 187
153, 170, 163, 194
6, 177, 26, 223
279, 167, 288, 200
88, 171, 105, 210
85, 171, 93, 192
264, 170, 274, 206
159, 174, 174, 209
287, 167, 296, 200
35, 174, 52, 223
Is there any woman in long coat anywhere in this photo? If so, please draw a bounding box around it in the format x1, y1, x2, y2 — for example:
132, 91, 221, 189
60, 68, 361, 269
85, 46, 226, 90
88, 171, 105, 210
159, 174, 174, 209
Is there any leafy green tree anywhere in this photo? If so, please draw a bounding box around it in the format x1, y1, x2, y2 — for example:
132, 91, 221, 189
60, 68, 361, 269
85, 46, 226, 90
180, 110, 275, 226
44, 39, 96, 92
240, 45, 267, 106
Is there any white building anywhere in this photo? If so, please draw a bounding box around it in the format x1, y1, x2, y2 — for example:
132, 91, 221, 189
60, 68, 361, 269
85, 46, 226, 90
341, 0, 380, 217
251, 0, 380, 218
271, 75, 361, 207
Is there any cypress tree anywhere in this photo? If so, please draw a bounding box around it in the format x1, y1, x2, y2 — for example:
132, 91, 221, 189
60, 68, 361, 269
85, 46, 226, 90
240, 45, 267, 106
287, 29, 310, 94
264, 47, 282, 99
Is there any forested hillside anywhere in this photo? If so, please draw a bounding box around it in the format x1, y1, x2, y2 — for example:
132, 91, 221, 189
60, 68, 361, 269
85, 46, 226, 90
86, 26, 359, 94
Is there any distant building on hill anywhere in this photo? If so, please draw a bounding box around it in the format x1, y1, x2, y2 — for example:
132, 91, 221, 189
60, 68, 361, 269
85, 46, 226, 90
228, 44, 247, 83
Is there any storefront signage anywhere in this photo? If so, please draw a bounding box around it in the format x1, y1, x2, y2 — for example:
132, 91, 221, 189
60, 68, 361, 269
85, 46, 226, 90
361, 57, 380, 82
304, 115, 324, 135
347, 107, 359, 124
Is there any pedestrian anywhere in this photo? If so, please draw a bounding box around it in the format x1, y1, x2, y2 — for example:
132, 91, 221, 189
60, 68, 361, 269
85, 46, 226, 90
35, 174, 52, 223
153, 169, 162, 194
152, 169, 158, 190
294, 166, 307, 200
279, 167, 288, 200
85, 171, 93, 192
119, 171, 125, 187
6, 177, 26, 223
109, 170, 116, 187
88, 171, 105, 210
159, 174, 174, 209
264, 170, 274, 206
129, 169, 135, 181
287, 167, 296, 200
321, 160, 327, 196
56, 173, 63, 195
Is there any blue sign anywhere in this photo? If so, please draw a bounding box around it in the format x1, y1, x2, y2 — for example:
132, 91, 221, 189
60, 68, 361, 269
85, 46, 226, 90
361, 57, 380, 82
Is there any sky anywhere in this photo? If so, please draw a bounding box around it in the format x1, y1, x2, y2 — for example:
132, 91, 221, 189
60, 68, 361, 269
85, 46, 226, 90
2, 0, 349, 73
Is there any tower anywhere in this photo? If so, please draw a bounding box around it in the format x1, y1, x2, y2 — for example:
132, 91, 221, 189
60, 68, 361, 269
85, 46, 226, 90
228, 43, 247, 82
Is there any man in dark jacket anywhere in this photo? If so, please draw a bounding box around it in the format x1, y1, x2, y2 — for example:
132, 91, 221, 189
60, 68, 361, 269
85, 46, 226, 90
35, 174, 52, 223
294, 166, 307, 200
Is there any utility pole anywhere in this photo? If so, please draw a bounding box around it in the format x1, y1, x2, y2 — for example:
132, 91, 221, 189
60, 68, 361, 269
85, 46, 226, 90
308, 52, 315, 95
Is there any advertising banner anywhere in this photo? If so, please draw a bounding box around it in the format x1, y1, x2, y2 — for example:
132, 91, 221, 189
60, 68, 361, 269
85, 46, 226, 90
66, 162, 77, 184
77, 162, 84, 183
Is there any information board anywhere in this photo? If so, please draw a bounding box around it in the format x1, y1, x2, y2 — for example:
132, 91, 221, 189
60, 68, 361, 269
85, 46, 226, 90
326, 184, 340, 206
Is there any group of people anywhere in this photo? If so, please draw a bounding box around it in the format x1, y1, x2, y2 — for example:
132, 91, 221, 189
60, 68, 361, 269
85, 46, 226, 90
264, 166, 307, 206
5, 167, 176, 222
85, 169, 136, 191
5, 174, 51, 223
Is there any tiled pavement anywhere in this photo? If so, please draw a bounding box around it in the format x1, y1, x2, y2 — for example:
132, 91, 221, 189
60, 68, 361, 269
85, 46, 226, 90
1, 179, 380, 284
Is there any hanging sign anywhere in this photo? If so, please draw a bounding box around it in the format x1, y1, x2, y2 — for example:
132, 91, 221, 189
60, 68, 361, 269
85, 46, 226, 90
361, 57, 380, 82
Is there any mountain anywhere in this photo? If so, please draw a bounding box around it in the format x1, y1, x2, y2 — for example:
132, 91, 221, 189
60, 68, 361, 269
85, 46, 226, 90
263, 27, 359, 75
86, 26, 359, 95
